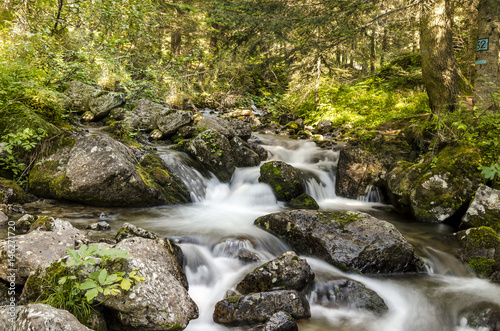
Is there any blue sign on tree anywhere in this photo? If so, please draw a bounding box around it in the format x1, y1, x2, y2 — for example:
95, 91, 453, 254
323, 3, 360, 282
477, 38, 489, 51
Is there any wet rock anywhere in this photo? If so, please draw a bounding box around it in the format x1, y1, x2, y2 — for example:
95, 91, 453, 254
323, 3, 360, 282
212, 237, 260, 263
157, 110, 193, 137
336, 135, 411, 199
289, 193, 319, 210
386, 161, 426, 215
255, 210, 422, 274
29, 134, 190, 207
0, 217, 88, 285
126, 99, 170, 131
102, 237, 198, 330
231, 136, 261, 167
0, 304, 93, 331
236, 251, 314, 294
86, 221, 110, 231
262, 311, 298, 331
259, 161, 305, 201
14, 214, 36, 234
309, 278, 388, 314
223, 108, 262, 126
213, 290, 310, 326
454, 226, 500, 279
459, 302, 500, 331
460, 185, 500, 233
115, 222, 159, 242
0, 211, 7, 223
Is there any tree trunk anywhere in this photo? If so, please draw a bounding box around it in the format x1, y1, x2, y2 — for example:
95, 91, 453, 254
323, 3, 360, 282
370, 28, 376, 75
474, 0, 500, 111
420, 0, 464, 113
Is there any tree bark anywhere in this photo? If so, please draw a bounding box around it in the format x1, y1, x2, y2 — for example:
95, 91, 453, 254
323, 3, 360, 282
474, 0, 500, 111
420, 0, 464, 113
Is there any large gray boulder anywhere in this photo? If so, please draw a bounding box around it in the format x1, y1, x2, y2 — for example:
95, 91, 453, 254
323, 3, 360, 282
236, 251, 314, 294
126, 99, 170, 131
64, 81, 101, 112
0, 217, 88, 285
213, 290, 310, 326
386, 144, 483, 223
102, 237, 198, 330
309, 278, 388, 314
258, 161, 305, 201
460, 185, 500, 233
157, 110, 193, 137
196, 117, 252, 140
28, 134, 190, 207
89, 91, 125, 120
0, 304, 92, 331
255, 210, 422, 274
262, 312, 298, 331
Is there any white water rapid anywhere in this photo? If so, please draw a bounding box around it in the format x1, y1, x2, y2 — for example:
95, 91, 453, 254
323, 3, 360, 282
36, 134, 500, 330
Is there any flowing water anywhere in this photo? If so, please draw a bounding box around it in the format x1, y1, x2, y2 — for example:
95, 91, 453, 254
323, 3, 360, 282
18, 134, 500, 330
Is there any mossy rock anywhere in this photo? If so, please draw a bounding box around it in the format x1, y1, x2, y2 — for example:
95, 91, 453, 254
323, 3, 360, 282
259, 161, 305, 201
289, 193, 319, 210
0, 177, 30, 204
0, 102, 60, 137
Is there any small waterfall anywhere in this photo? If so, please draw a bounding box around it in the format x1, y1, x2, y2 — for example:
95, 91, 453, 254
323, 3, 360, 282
357, 185, 385, 203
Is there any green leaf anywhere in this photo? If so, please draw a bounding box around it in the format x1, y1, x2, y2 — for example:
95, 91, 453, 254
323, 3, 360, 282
58, 276, 67, 285
85, 288, 99, 302
98, 269, 108, 285
120, 278, 132, 291
78, 279, 98, 290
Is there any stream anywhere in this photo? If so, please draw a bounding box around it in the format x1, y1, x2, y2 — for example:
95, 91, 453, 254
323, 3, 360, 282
20, 134, 500, 330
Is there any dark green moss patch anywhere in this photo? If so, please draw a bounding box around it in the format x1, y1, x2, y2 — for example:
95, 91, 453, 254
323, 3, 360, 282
467, 257, 496, 278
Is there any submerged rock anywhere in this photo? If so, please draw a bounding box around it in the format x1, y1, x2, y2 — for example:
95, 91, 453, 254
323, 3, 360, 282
0, 304, 92, 331
460, 185, 500, 233
236, 251, 314, 294
459, 302, 500, 331
258, 161, 305, 201
255, 210, 422, 274
28, 134, 190, 207
309, 278, 388, 314
0, 217, 88, 285
213, 290, 310, 326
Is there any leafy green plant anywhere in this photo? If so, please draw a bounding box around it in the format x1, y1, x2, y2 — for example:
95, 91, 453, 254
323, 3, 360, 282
481, 163, 500, 185
40, 244, 144, 325
0, 128, 47, 184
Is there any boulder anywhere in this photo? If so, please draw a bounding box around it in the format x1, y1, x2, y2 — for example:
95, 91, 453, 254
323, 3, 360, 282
126, 99, 170, 131
454, 226, 500, 279
14, 214, 36, 234
315, 120, 333, 135
89, 91, 125, 120
386, 144, 483, 223
182, 129, 260, 182
236, 251, 314, 294
64, 81, 101, 113
102, 237, 198, 330
0, 178, 30, 204
309, 278, 388, 314
85, 221, 110, 231
0, 304, 92, 331
336, 134, 412, 199
288, 193, 319, 210
213, 290, 310, 326
259, 161, 305, 201
196, 117, 252, 140
460, 185, 500, 233
115, 222, 160, 242
28, 134, 190, 207
255, 210, 422, 274
262, 312, 298, 331
0, 217, 88, 285
459, 302, 500, 330
157, 110, 193, 137
0, 103, 60, 137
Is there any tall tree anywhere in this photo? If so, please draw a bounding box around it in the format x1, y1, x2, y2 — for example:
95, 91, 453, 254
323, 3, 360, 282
474, 0, 500, 111
420, 0, 464, 113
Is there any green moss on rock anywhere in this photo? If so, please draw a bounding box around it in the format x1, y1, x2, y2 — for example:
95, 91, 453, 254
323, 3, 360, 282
467, 256, 496, 278
289, 193, 320, 210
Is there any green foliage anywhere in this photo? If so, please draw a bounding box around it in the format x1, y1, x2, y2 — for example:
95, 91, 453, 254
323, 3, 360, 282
40, 244, 144, 325
0, 128, 47, 184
